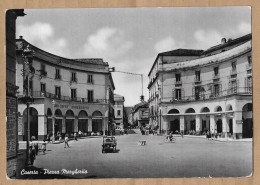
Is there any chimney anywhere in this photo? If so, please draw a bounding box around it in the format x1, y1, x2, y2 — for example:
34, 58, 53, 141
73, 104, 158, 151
19, 35, 23, 39
221, 38, 226, 44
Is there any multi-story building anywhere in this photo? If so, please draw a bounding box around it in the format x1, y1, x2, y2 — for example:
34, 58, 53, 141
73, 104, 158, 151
16, 38, 115, 140
124, 106, 133, 127
132, 102, 149, 127
6, 9, 25, 178
148, 34, 252, 139
113, 94, 125, 129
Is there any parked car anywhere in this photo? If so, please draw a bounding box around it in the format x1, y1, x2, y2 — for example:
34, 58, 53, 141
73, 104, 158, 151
102, 136, 117, 153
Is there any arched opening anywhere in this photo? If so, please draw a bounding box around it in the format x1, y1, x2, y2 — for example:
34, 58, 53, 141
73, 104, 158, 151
65, 110, 75, 136
216, 119, 222, 133
168, 109, 180, 114
47, 108, 52, 116
226, 104, 233, 111
78, 110, 88, 133
242, 103, 253, 138
184, 108, 196, 134
92, 111, 103, 134
215, 106, 222, 112
200, 107, 210, 133
23, 107, 38, 140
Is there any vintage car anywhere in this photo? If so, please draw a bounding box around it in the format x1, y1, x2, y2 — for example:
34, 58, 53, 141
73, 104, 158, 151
102, 136, 117, 153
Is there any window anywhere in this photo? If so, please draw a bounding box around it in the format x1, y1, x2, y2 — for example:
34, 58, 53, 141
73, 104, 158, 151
195, 71, 201, 81
248, 56, 252, 66
71, 88, 77, 99
214, 84, 220, 97
55, 86, 61, 99
247, 76, 252, 93
117, 110, 121, 116
175, 89, 182, 100
231, 62, 236, 71
87, 90, 94, 102
40, 64, 47, 76
231, 80, 237, 94
55, 69, 61, 79
175, 73, 181, 82
214, 67, 219, 76
71, 72, 77, 82
87, 74, 93, 84
40, 83, 46, 92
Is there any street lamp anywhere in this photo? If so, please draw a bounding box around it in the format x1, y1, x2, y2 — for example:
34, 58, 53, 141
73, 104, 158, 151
52, 100, 55, 143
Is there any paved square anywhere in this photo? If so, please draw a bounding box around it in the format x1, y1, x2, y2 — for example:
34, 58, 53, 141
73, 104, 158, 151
18, 132, 252, 179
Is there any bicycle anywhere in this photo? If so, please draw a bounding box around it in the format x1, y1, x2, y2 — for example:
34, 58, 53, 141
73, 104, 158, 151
164, 136, 176, 143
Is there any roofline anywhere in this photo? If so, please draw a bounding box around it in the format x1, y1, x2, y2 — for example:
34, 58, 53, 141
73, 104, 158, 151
16, 38, 109, 67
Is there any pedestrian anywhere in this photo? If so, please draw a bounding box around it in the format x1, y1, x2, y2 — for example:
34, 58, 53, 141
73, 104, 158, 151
64, 134, 70, 148
74, 132, 77, 141
34, 142, 39, 155
29, 145, 36, 165
41, 140, 46, 155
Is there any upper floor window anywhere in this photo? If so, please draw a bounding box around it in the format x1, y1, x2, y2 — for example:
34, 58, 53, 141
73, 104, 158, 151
231, 61, 236, 71
175, 89, 182, 100
71, 72, 77, 82
55, 69, 61, 79
214, 67, 219, 76
88, 90, 94, 102
195, 71, 201, 81
40, 83, 46, 92
55, 86, 61, 99
71, 88, 77, 99
117, 110, 121, 116
248, 55, 252, 66
40, 64, 47, 76
87, 74, 93, 84
175, 73, 181, 82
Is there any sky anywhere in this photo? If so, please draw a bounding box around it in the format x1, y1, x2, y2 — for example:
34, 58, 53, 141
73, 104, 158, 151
16, 7, 251, 106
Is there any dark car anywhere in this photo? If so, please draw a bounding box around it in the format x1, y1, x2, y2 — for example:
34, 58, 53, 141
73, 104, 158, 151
102, 136, 117, 153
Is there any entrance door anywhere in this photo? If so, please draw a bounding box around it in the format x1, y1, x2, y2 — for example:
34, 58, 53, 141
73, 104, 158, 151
92, 119, 102, 132
55, 119, 62, 134
66, 119, 74, 135
78, 119, 88, 133
190, 120, 196, 131
202, 120, 206, 132
170, 119, 180, 133
216, 119, 222, 133
229, 119, 233, 134
242, 118, 253, 138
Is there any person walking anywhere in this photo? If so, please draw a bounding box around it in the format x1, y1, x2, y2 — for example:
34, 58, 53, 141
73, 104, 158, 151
64, 134, 70, 148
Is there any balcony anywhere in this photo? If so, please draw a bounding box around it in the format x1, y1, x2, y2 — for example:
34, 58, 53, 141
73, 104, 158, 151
23, 91, 108, 103
159, 87, 252, 103
193, 77, 201, 85
212, 73, 220, 80
174, 79, 182, 86
70, 77, 78, 83
230, 70, 237, 78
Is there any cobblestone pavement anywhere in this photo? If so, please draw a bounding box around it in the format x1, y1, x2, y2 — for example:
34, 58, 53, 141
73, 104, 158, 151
15, 133, 252, 179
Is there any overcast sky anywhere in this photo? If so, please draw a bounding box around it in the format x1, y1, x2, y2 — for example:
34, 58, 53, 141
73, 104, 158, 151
16, 7, 251, 106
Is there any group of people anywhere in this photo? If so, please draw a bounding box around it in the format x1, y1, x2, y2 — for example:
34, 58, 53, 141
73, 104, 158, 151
29, 136, 47, 165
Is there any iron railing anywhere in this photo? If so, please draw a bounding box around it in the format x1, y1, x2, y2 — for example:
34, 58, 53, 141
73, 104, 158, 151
160, 87, 252, 103
24, 91, 109, 103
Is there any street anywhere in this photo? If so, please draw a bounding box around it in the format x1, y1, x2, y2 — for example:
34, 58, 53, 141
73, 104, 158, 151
17, 131, 252, 179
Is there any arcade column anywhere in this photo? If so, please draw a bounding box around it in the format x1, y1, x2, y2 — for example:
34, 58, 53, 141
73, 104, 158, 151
62, 117, 65, 134
195, 115, 201, 133
180, 115, 184, 133
233, 111, 243, 139
210, 114, 215, 133
222, 114, 228, 138
88, 117, 92, 133
74, 117, 78, 132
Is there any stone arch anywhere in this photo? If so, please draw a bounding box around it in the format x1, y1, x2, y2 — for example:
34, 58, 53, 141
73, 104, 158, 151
226, 104, 233, 111
47, 108, 52, 116
201, 107, 210, 113
92, 111, 102, 117
55, 109, 63, 117
215, 106, 222, 112
78, 110, 88, 118
185, 108, 195, 113
65, 110, 74, 117
168, 109, 180, 114
242, 103, 252, 112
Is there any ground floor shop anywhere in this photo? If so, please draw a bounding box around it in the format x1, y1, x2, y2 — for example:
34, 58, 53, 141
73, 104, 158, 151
18, 99, 110, 141
153, 97, 253, 139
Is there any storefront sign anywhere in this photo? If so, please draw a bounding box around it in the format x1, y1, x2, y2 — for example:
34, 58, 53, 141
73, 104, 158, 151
54, 104, 89, 110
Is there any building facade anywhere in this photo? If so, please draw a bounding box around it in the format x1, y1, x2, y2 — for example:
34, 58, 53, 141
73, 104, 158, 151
132, 102, 149, 127
16, 38, 115, 140
113, 94, 125, 129
6, 9, 25, 178
148, 34, 252, 139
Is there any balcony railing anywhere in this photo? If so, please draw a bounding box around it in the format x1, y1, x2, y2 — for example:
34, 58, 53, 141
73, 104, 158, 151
193, 77, 201, 85
160, 87, 252, 103
212, 73, 220, 80
230, 70, 237, 76
55, 74, 62, 80
70, 77, 78, 83
21, 91, 109, 103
